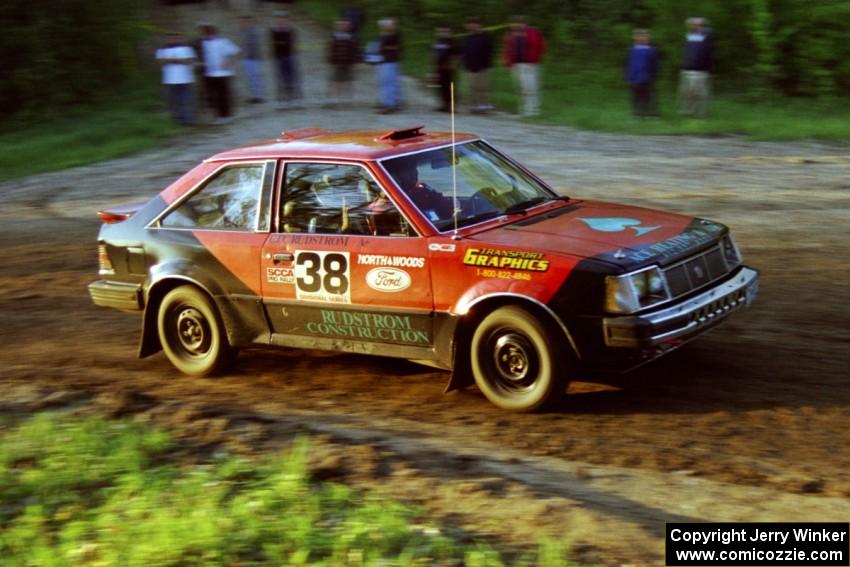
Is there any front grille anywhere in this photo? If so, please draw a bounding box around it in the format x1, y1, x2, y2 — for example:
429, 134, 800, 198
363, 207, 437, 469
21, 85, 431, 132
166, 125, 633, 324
662, 241, 737, 300
688, 289, 748, 325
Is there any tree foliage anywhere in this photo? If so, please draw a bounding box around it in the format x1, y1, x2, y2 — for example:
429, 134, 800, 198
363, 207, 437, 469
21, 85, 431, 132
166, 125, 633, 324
327, 0, 850, 96
3, 0, 849, 122
0, 0, 147, 119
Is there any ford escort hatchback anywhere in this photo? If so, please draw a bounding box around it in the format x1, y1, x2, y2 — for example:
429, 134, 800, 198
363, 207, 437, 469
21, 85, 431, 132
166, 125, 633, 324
89, 126, 759, 411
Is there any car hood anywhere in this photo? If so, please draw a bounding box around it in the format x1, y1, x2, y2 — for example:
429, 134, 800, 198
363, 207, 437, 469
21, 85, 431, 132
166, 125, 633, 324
466, 199, 728, 269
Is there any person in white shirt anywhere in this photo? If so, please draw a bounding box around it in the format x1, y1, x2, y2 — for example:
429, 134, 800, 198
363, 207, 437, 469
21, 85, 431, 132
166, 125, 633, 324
199, 24, 241, 122
155, 32, 197, 125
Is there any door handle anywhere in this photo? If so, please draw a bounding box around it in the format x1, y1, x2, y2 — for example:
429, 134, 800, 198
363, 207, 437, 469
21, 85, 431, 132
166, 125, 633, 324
272, 252, 294, 263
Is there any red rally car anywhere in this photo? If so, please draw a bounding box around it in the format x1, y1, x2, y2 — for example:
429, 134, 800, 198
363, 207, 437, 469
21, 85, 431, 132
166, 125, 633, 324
89, 125, 759, 411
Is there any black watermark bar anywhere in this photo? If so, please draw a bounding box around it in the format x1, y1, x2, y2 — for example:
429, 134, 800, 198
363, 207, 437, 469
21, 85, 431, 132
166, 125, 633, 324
666, 523, 849, 566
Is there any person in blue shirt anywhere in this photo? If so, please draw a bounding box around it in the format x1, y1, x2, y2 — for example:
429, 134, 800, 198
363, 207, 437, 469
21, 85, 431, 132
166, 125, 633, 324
679, 17, 714, 117
625, 28, 660, 117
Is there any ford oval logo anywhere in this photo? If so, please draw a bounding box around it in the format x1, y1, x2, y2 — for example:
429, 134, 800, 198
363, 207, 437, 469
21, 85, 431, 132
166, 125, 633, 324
366, 267, 411, 293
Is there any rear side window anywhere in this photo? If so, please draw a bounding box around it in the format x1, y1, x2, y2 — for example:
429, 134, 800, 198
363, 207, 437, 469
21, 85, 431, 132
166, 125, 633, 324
161, 164, 268, 230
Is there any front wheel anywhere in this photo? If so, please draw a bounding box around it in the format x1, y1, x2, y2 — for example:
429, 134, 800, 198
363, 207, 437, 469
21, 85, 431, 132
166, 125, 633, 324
470, 306, 567, 412
157, 285, 237, 376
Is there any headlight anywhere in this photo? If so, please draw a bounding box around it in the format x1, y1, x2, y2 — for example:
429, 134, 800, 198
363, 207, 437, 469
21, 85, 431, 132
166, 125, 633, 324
605, 266, 670, 314
722, 235, 742, 267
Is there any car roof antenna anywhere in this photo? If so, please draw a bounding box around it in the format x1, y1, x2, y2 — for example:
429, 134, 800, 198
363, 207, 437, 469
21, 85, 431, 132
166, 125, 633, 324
451, 81, 461, 240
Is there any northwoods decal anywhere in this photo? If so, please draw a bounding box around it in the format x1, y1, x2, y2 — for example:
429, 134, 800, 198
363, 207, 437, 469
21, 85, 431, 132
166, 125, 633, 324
357, 254, 426, 268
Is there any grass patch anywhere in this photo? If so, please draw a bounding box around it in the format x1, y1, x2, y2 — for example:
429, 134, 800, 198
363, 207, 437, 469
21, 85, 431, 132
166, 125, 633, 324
0, 412, 578, 566
0, 85, 181, 182
525, 69, 850, 141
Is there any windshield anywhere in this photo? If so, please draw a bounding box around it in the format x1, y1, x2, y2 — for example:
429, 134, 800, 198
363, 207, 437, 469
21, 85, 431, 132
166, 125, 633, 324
382, 141, 558, 231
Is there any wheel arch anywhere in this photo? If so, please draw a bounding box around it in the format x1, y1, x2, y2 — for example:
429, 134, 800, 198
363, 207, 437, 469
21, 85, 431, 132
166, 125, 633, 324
445, 293, 580, 392
138, 275, 221, 359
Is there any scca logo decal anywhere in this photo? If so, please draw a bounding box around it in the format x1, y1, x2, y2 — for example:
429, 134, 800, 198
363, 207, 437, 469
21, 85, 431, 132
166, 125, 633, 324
462, 248, 550, 272
266, 267, 294, 284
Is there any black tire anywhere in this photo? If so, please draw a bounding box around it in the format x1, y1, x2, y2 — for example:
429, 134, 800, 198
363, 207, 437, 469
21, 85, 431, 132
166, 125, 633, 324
470, 306, 567, 412
157, 285, 237, 376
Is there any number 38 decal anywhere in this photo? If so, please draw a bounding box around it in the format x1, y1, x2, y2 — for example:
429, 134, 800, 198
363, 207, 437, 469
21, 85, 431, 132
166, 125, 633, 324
294, 251, 351, 304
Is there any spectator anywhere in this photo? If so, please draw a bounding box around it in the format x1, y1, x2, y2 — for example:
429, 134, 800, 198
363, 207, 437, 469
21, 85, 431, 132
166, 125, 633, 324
462, 17, 494, 113
193, 24, 212, 115
199, 24, 240, 124
377, 18, 402, 114
431, 25, 458, 112
679, 17, 714, 117
625, 28, 660, 117
327, 19, 358, 107
156, 32, 197, 126
270, 11, 302, 109
239, 15, 265, 103
502, 16, 545, 117
341, 3, 365, 47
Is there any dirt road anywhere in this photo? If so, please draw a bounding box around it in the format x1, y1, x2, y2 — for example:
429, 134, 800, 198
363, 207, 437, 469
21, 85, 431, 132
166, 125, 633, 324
1, 4, 849, 565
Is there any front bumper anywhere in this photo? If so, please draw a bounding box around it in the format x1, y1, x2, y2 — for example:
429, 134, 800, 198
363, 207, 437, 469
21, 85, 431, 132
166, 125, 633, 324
88, 280, 143, 311
602, 266, 759, 348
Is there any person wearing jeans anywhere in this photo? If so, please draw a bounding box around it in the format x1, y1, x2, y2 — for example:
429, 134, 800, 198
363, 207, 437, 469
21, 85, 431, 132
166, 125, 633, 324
240, 15, 265, 103
377, 18, 402, 113
270, 11, 302, 109
156, 32, 197, 125
200, 24, 240, 123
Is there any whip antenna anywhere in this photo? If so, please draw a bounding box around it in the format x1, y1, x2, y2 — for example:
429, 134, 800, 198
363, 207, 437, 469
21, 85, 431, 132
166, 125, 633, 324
451, 81, 459, 238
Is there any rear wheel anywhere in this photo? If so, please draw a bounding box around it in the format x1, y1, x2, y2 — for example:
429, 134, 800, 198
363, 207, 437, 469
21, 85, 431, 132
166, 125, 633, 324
470, 306, 567, 412
157, 285, 236, 376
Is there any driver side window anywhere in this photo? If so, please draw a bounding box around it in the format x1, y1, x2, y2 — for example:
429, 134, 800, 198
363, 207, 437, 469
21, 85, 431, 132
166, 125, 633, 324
281, 163, 412, 236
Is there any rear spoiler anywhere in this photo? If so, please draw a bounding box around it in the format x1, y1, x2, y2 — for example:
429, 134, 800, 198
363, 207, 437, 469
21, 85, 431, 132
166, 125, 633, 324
97, 201, 145, 224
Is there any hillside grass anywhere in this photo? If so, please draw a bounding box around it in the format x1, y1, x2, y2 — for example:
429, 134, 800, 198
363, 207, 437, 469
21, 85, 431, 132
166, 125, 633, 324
0, 411, 578, 566
0, 84, 180, 182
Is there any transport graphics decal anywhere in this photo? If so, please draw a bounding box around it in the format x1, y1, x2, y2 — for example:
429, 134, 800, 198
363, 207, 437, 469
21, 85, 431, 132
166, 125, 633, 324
294, 250, 351, 303
365, 267, 411, 292
266, 266, 295, 284
579, 217, 661, 237
357, 254, 426, 268
306, 309, 431, 345
463, 248, 550, 272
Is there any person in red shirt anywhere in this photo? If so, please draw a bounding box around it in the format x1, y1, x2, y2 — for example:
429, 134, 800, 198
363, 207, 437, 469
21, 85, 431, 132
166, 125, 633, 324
502, 16, 545, 117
